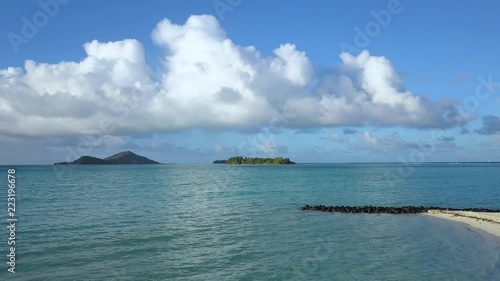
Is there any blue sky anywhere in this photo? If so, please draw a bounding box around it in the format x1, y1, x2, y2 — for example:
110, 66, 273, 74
1, 0, 499, 164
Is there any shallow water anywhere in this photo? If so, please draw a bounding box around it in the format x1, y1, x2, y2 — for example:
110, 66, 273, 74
2, 163, 499, 280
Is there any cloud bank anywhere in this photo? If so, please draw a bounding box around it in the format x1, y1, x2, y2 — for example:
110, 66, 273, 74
0, 15, 471, 138
328, 131, 458, 152
475, 115, 500, 135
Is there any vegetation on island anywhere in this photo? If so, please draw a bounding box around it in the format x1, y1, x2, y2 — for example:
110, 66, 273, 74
213, 156, 295, 165
54, 151, 160, 165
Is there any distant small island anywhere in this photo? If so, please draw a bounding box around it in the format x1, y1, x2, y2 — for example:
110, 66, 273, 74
213, 156, 295, 165
54, 151, 159, 165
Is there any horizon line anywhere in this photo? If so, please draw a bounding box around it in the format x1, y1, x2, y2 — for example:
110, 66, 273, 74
2, 161, 500, 166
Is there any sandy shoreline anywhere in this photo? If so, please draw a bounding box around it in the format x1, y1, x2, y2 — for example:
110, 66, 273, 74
424, 210, 500, 238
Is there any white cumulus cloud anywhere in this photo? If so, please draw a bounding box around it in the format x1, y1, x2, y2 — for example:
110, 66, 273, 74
0, 15, 471, 139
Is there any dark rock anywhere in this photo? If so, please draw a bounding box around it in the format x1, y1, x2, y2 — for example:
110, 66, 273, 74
300, 205, 500, 214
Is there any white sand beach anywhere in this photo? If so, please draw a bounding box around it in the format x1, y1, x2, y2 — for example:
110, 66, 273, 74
425, 210, 500, 238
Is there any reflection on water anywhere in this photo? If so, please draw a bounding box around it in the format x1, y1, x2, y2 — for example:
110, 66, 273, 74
4, 163, 500, 280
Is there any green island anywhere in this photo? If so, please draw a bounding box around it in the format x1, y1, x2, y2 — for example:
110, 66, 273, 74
54, 151, 159, 165
213, 156, 295, 165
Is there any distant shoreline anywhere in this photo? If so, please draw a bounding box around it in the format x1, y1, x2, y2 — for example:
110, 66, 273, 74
213, 156, 295, 165
53, 151, 159, 165
3, 162, 500, 166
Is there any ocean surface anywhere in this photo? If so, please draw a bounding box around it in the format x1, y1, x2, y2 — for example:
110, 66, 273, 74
1, 163, 500, 280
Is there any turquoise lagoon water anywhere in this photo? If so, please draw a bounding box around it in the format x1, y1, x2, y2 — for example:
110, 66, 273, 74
1, 163, 500, 280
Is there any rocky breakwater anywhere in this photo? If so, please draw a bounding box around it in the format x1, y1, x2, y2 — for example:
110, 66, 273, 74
301, 205, 500, 214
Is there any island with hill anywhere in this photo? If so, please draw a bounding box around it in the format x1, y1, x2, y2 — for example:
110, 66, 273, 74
54, 151, 160, 165
213, 156, 295, 165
